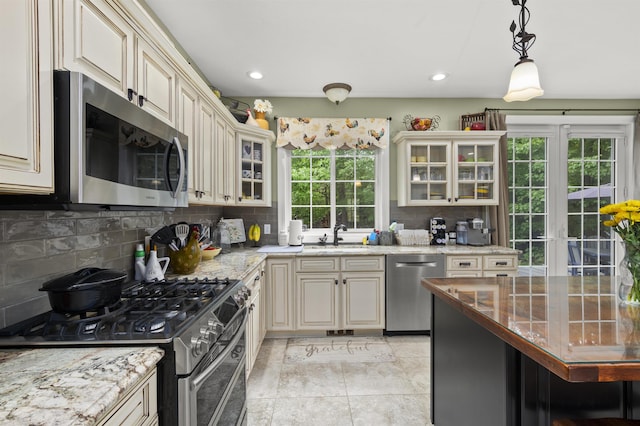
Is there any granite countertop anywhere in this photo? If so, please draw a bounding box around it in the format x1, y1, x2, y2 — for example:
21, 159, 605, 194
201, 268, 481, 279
0, 346, 163, 425
170, 245, 519, 281
422, 275, 640, 382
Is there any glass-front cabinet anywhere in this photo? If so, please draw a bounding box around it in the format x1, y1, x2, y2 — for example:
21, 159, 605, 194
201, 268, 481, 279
237, 127, 273, 207
393, 131, 505, 206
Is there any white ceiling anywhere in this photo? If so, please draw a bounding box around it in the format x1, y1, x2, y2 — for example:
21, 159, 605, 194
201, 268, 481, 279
144, 0, 640, 100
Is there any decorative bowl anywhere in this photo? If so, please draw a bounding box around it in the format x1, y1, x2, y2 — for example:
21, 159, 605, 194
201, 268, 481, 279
201, 247, 222, 260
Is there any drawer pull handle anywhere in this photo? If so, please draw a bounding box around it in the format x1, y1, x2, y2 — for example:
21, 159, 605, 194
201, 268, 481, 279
496, 261, 508, 266
496, 274, 508, 277
460, 262, 472, 267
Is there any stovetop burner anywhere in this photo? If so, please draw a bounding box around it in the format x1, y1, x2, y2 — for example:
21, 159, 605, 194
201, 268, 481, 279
0, 277, 242, 342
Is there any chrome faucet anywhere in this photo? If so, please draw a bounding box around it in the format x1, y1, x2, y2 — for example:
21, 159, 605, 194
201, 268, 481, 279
333, 224, 347, 246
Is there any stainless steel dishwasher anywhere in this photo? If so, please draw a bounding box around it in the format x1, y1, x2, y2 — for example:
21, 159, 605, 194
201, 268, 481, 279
385, 254, 445, 333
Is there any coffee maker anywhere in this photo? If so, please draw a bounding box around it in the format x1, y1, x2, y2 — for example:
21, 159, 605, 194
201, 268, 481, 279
467, 218, 491, 246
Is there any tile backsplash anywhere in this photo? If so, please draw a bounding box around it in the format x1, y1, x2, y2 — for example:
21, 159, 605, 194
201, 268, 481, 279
0, 206, 219, 327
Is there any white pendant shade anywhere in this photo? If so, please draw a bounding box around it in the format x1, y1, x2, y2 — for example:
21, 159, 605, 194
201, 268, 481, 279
503, 60, 544, 102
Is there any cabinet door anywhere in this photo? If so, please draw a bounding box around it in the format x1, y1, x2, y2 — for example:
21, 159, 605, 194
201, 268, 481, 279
136, 38, 175, 125
196, 100, 215, 204
212, 117, 236, 204
249, 287, 261, 368
453, 140, 499, 205
61, 0, 134, 97
342, 272, 385, 328
176, 78, 200, 203
0, 0, 54, 193
398, 140, 452, 206
265, 258, 294, 331
296, 273, 340, 330
238, 135, 271, 206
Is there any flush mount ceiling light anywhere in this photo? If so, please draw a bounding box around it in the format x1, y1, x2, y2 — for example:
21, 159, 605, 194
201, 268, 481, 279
503, 0, 544, 102
323, 83, 352, 105
248, 71, 263, 80
430, 73, 447, 81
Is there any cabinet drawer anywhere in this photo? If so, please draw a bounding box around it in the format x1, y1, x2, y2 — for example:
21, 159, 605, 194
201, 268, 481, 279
447, 256, 482, 271
296, 257, 339, 272
446, 271, 483, 278
341, 256, 384, 272
483, 270, 517, 277
483, 255, 517, 270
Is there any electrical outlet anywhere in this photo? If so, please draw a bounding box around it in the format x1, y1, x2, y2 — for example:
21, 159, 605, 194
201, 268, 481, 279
264, 224, 271, 234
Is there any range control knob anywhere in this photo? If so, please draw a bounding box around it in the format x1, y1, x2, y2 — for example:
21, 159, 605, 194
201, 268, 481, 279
190, 336, 207, 356
233, 293, 246, 307
241, 286, 251, 298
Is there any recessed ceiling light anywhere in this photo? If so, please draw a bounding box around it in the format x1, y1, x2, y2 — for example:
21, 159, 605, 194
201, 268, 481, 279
248, 71, 263, 80
430, 73, 447, 81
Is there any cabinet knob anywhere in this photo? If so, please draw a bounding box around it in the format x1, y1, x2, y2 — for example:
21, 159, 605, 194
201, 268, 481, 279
127, 88, 137, 102
343, 279, 347, 285
137, 95, 145, 107
335, 279, 338, 285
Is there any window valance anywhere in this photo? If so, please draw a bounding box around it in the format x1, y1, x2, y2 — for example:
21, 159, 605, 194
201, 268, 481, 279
276, 117, 389, 150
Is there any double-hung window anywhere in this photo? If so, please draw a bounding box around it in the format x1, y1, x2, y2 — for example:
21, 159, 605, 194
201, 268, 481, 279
277, 147, 389, 243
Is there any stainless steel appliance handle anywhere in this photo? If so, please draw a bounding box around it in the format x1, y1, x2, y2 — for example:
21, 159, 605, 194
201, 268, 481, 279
395, 262, 439, 268
191, 307, 247, 391
165, 136, 185, 199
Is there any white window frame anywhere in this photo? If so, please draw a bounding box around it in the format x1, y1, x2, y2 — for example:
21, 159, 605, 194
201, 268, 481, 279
506, 115, 635, 276
277, 147, 389, 244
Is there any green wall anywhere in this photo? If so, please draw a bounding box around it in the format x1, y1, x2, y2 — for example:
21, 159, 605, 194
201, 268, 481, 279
238, 96, 640, 201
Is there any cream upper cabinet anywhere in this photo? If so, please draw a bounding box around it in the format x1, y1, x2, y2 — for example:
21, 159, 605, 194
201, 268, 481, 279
212, 117, 236, 204
60, 0, 134, 97
136, 37, 175, 124
394, 131, 505, 206
176, 77, 200, 203
0, 0, 54, 194
61, 0, 175, 125
237, 128, 272, 207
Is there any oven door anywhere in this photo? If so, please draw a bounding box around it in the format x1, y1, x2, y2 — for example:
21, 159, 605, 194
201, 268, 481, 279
178, 308, 248, 426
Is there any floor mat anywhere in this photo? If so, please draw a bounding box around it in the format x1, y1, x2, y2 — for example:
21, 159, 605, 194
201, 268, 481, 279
284, 336, 395, 364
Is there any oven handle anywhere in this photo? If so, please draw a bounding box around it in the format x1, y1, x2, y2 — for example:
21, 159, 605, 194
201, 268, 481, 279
191, 307, 247, 391
165, 136, 186, 199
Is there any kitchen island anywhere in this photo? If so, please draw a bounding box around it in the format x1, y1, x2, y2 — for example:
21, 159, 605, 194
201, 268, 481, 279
423, 276, 640, 425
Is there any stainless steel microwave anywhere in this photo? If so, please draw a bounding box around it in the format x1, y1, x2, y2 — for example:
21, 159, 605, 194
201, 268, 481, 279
1, 71, 188, 210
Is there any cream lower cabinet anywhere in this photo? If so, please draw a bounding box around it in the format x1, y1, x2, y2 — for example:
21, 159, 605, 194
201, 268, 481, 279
447, 254, 518, 277
98, 368, 158, 426
1, 0, 54, 194
265, 258, 295, 331
295, 256, 385, 331
246, 261, 265, 376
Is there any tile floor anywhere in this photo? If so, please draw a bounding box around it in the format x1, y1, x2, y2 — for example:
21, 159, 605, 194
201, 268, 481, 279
247, 335, 433, 426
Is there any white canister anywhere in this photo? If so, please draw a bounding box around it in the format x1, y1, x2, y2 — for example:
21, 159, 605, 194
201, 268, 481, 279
288, 220, 304, 246
278, 230, 289, 246
471, 218, 484, 229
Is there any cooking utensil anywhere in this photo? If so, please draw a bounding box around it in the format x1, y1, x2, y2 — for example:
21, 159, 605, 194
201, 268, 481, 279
175, 223, 190, 248
39, 267, 127, 313
151, 225, 177, 246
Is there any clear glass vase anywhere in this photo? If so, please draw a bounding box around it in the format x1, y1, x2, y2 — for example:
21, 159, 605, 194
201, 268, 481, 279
618, 245, 640, 305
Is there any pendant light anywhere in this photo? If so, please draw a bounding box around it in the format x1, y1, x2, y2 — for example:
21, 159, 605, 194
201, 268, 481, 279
503, 0, 544, 102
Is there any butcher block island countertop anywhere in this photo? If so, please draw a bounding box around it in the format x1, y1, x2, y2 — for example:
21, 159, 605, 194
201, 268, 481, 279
0, 346, 163, 425
423, 275, 640, 382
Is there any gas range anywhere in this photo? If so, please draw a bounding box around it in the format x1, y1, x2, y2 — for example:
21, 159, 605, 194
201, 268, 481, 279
0, 277, 249, 374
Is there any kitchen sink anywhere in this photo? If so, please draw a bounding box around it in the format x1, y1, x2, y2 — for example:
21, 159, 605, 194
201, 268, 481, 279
305, 245, 370, 253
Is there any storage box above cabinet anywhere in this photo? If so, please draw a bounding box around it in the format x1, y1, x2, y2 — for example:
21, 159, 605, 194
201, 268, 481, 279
393, 131, 505, 206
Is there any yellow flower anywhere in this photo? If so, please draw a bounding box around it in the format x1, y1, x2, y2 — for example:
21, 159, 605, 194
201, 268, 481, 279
603, 219, 618, 227
600, 203, 622, 215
